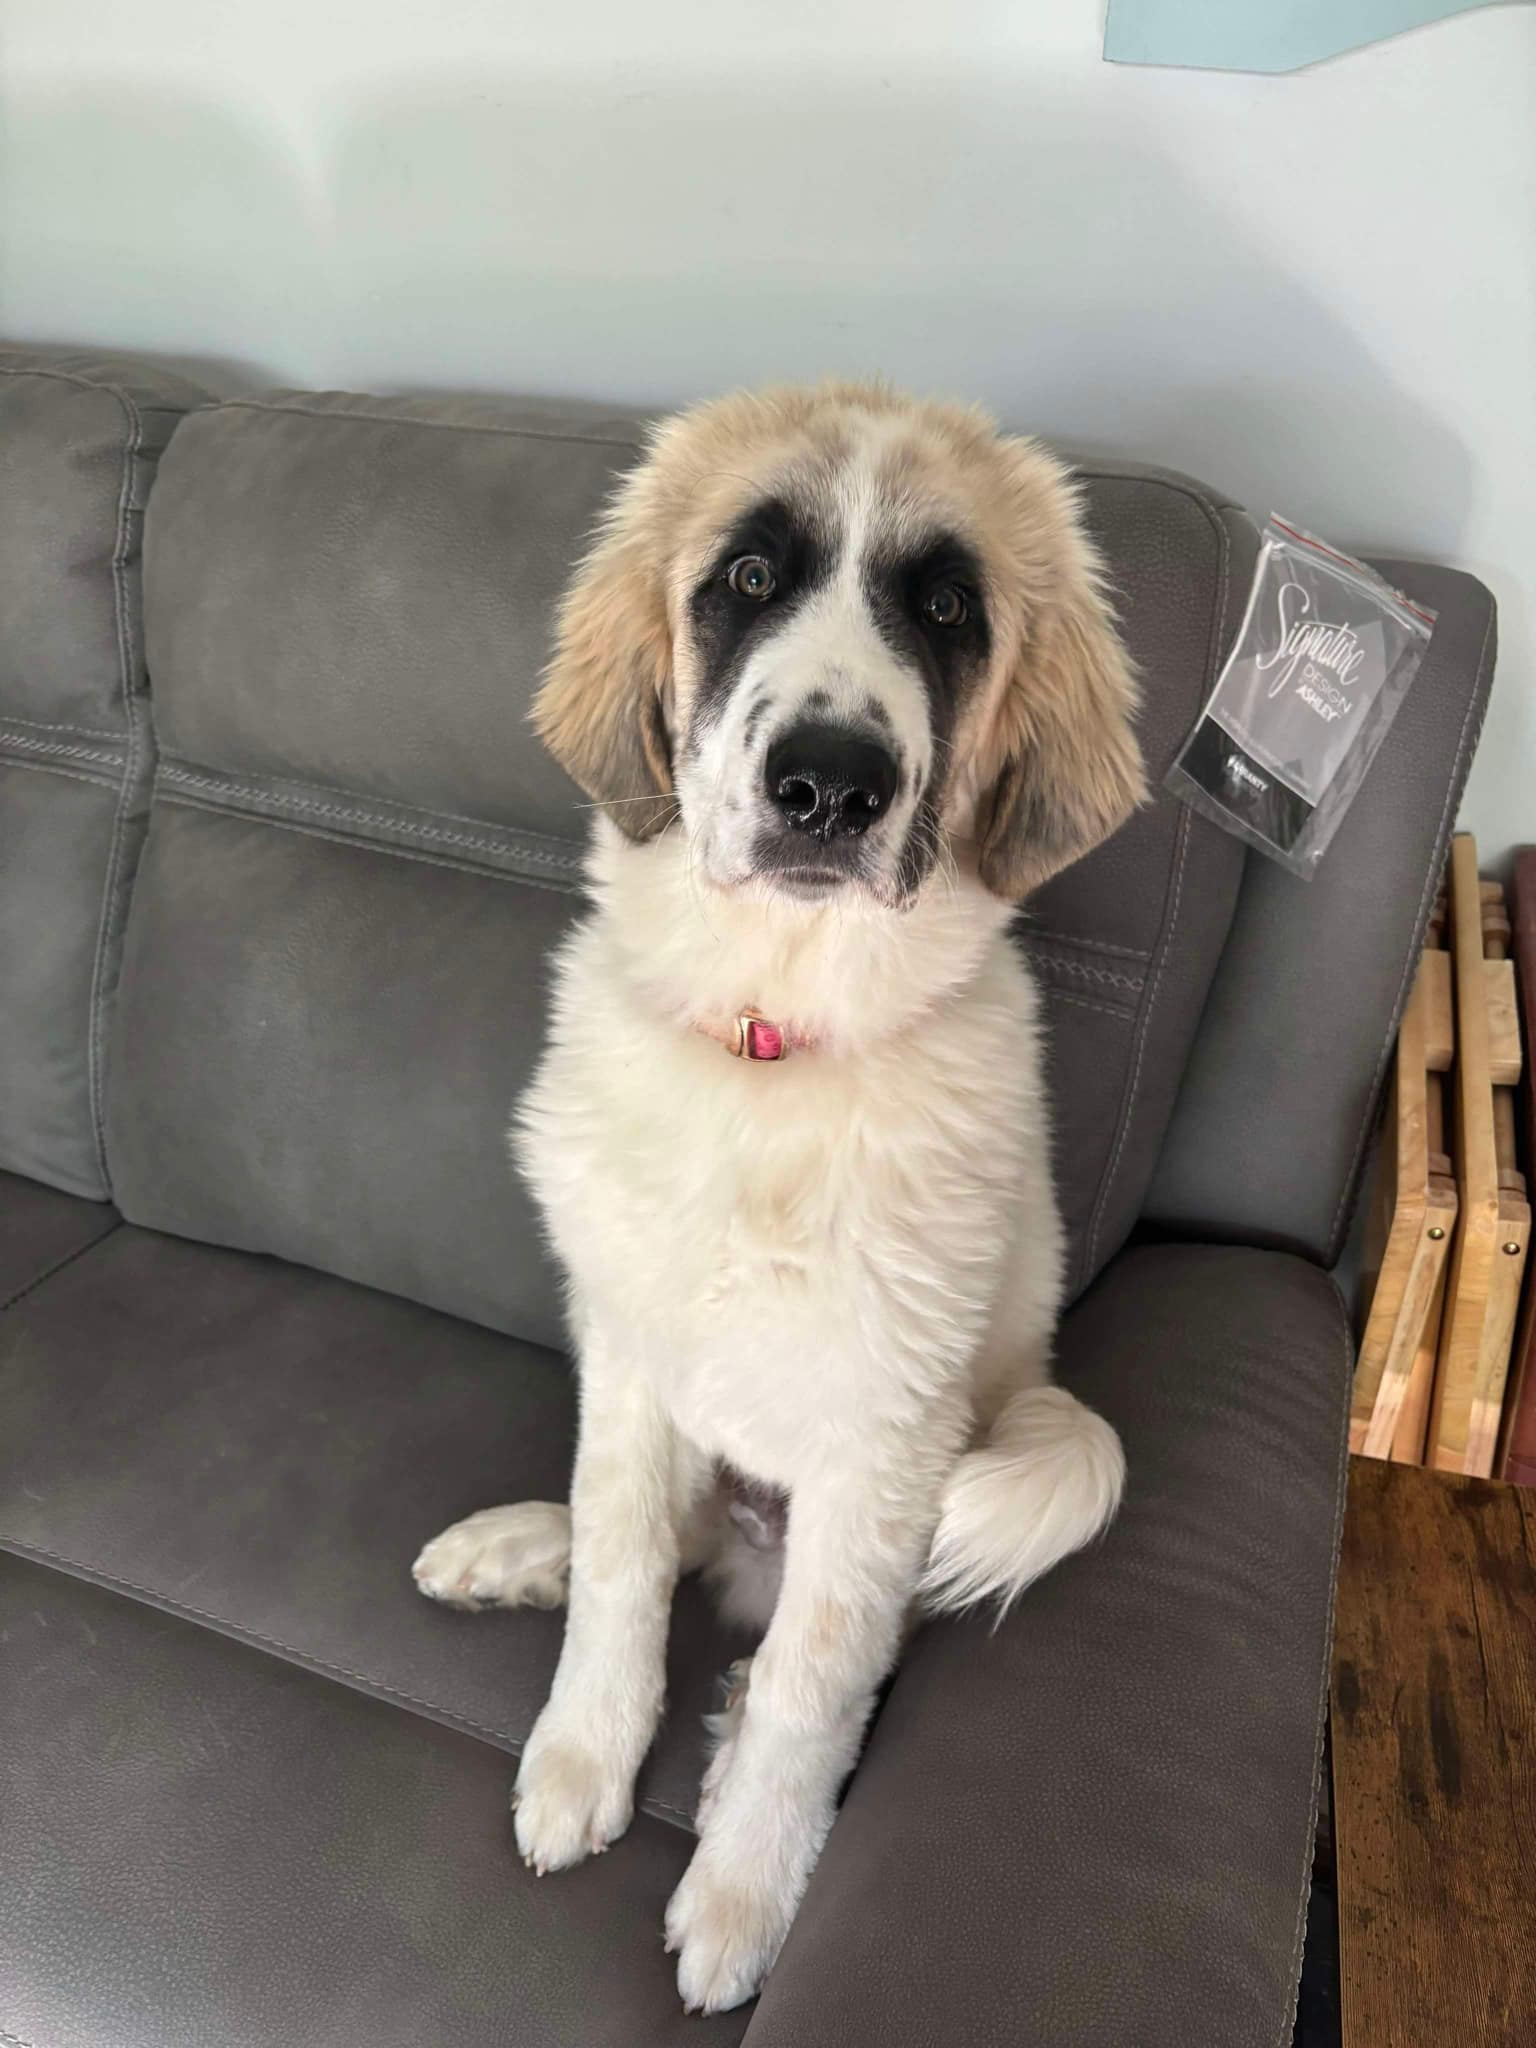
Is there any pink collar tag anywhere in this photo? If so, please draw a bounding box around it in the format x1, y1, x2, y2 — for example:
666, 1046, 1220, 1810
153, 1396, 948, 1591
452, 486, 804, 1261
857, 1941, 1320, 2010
693, 1007, 802, 1061
735, 1012, 786, 1061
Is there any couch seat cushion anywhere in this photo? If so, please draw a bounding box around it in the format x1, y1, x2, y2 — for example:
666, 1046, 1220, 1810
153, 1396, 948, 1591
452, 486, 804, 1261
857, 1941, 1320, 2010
0, 1551, 747, 2048
746, 1244, 1352, 2048
0, 1224, 744, 1832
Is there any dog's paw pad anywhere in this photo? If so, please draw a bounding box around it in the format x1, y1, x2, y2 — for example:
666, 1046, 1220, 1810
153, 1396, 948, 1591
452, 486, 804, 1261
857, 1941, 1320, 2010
411, 1502, 571, 1611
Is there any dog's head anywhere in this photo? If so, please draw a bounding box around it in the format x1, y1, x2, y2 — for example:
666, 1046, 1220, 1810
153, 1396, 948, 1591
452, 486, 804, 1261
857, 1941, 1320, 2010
535, 383, 1145, 905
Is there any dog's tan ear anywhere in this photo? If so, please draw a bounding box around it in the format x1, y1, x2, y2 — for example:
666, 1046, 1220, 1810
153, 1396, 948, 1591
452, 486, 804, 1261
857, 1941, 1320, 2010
975, 502, 1146, 901
533, 507, 676, 841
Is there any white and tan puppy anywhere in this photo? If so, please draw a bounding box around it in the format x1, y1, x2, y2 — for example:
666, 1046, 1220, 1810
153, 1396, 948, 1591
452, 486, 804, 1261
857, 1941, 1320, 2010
414, 383, 1145, 2013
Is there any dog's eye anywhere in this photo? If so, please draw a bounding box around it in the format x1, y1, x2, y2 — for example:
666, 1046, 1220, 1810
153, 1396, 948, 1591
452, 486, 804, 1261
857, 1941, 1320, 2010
727, 555, 777, 601
922, 584, 968, 628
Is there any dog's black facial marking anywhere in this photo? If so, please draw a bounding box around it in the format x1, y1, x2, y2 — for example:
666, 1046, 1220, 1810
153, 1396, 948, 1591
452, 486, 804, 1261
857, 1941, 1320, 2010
861, 531, 991, 753
860, 531, 991, 895
689, 485, 996, 908
688, 497, 836, 735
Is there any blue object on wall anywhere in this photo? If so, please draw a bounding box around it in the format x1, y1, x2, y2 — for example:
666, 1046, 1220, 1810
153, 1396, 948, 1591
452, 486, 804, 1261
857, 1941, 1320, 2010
1104, 0, 1507, 73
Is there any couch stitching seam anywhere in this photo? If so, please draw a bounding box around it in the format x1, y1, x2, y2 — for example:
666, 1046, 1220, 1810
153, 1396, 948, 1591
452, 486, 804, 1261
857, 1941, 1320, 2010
0, 712, 122, 741
0, 361, 145, 402
158, 755, 583, 858
157, 763, 583, 869
0, 363, 174, 402
157, 791, 582, 896
1021, 930, 1152, 963
0, 2023, 38, 2047
0, 755, 122, 794
1324, 597, 1496, 1260
1086, 805, 1194, 1278
0, 1532, 698, 1829
0, 731, 125, 769
1044, 988, 1137, 1024
1022, 949, 1145, 992
83, 377, 147, 1197
1080, 489, 1230, 1286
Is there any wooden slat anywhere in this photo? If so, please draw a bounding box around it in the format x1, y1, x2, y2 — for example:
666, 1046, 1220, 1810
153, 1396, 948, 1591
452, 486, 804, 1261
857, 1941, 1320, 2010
1363, 1173, 1455, 1461
1353, 966, 1431, 1452
1391, 1236, 1452, 1464
1469, 1196, 1530, 1475
1428, 836, 1503, 1472
1352, 1047, 1398, 1394
1423, 947, 1454, 1072
1332, 1458, 1536, 2046
1485, 958, 1522, 1086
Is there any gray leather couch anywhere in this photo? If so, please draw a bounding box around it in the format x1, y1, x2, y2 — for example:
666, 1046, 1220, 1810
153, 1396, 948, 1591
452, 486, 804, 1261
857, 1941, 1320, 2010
0, 345, 1495, 2047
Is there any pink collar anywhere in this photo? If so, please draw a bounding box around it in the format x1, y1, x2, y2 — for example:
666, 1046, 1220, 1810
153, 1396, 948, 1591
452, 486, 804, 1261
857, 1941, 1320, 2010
694, 1007, 810, 1063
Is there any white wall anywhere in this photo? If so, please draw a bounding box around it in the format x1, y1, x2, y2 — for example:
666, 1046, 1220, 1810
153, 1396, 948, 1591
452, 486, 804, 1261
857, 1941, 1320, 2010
3, 1, 1531, 858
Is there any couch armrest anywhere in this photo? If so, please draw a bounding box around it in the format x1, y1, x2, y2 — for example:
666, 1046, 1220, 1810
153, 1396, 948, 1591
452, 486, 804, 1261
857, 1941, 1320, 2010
744, 1244, 1350, 2048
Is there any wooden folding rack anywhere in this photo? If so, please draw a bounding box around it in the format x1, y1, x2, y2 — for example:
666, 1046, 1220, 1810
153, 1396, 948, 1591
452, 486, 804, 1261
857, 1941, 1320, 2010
1354, 832, 1529, 1474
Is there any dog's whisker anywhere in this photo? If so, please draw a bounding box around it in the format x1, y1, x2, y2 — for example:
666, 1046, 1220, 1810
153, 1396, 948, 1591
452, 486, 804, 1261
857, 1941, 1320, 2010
568, 794, 681, 810
682, 822, 723, 939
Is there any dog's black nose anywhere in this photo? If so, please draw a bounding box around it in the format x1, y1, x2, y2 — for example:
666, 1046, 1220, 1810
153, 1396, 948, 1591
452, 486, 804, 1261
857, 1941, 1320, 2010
765, 724, 898, 841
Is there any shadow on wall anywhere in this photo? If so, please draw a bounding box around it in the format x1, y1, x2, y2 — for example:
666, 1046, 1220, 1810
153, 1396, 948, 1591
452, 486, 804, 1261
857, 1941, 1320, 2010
0, 70, 1474, 567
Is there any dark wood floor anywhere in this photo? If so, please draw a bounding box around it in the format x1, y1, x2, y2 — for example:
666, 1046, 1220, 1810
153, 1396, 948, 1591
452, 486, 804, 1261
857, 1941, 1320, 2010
1330, 1459, 1535, 2046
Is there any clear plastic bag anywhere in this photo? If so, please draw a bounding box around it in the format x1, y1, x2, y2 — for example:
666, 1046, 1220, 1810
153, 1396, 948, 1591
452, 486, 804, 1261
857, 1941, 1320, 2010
1165, 516, 1436, 876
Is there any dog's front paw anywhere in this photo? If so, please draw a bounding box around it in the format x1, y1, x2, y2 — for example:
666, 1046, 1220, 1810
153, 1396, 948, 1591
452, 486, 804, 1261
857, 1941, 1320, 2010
412, 1502, 570, 1611
665, 1847, 794, 2014
514, 1721, 635, 1874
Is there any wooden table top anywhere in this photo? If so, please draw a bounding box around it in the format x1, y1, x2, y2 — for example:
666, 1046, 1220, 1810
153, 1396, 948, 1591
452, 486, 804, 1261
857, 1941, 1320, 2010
1330, 1456, 1535, 2046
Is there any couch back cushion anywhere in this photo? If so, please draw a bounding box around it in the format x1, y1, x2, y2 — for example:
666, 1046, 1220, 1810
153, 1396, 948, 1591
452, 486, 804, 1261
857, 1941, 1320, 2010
105, 391, 1252, 1345
0, 349, 203, 1197
1025, 468, 1254, 1296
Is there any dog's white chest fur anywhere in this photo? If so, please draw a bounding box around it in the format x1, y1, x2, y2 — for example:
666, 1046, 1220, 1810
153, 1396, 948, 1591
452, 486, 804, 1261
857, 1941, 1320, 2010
516, 832, 1062, 1488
